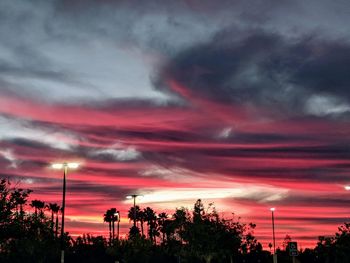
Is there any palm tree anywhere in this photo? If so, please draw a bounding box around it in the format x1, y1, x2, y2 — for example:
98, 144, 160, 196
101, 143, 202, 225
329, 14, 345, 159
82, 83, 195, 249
46, 203, 54, 232
138, 209, 145, 237
110, 208, 117, 242
127, 206, 141, 238
158, 212, 168, 243
47, 203, 60, 234
127, 205, 141, 227
31, 199, 45, 217
144, 207, 157, 243
103, 209, 113, 245
51, 204, 60, 238
173, 207, 188, 243
163, 218, 176, 243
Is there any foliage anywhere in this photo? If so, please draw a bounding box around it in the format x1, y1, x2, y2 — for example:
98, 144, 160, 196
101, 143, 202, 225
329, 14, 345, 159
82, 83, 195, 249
104, 208, 120, 245
0, 179, 60, 263
2, 177, 350, 263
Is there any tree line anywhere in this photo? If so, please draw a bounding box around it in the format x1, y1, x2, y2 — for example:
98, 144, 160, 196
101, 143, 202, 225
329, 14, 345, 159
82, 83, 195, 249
1, 178, 350, 263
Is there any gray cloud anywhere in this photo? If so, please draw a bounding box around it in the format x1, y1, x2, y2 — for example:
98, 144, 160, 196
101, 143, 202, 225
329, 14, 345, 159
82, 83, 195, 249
156, 30, 350, 118
2, 0, 350, 106
0, 115, 82, 150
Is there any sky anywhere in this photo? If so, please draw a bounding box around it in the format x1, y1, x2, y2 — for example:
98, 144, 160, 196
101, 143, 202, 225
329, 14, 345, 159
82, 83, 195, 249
1, 0, 350, 248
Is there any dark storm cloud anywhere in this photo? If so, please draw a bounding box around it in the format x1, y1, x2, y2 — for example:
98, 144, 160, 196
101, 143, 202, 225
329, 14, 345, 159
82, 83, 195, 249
157, 30, 350, 117
147, 143, 350, 163
138, 143, 350, 184
2, 0, 350, 244
2, 0, 350, 105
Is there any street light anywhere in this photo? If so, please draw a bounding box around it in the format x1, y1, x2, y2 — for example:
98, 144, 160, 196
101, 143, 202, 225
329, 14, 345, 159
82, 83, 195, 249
126, 194, 142, 227
114, 211, 120, 241
345, 186, 350, 191
52, 162, 79, 263
270, 207, 277, 263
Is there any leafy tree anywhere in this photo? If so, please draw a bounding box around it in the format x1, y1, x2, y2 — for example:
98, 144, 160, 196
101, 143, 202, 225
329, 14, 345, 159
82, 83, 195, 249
315, 235, 335, 263
282, 234, 292, 251
69, 234, 111, 263
334, 223, 350, 263
299, 248, 317, 263
179, 199, 244, 263
10, 187, 32, 218
12, 177, 350, 263
0, 179, 60, 263
241, 223, 260, 254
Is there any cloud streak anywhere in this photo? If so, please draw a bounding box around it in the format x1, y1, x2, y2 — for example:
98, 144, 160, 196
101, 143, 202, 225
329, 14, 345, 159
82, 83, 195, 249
1, 0, 350, 248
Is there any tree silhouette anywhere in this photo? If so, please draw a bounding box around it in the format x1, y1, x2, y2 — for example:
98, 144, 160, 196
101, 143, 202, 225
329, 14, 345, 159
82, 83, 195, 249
103, 209, 113, 246
128, 225, 141, 238
138, 209, 145, 237
47, 203, 60, 236
173, 199, 246, 263
54, 204, 61, 238
4, 176, 350, 263
127, 205, 141, 238
103, 208, 120, 245
10, 187, 31, 219
30, 199, 45, 217
0, 179, 60, 263
109, 207, 119, 243
282, 234, 292, 251
173, 207, 188, 243
144, 207, 157, 243
334, 223, 350, 262
158, 212, 168, 243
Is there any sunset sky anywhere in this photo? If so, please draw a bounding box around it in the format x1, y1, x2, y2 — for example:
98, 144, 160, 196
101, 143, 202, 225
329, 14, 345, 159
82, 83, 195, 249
1, 0, 350, 249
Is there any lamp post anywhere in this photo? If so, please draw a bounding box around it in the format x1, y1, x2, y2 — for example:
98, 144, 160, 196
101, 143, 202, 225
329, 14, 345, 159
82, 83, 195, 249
126, 194, 142, 227
270, 207, 277, 263
52, 162, 79, 263
114, 211, 120, 241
